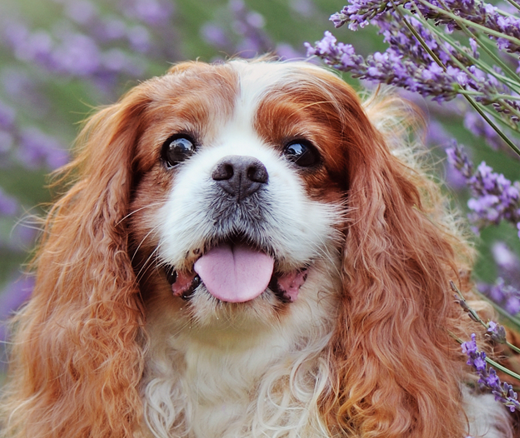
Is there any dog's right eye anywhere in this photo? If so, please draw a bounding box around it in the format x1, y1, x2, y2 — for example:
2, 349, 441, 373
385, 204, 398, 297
161, 135, 197, 168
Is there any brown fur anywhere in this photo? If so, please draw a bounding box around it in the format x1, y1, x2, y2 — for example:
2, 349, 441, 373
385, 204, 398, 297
1, 59, 492, 438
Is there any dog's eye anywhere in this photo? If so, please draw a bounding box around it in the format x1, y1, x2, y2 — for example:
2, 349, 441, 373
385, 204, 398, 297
283, 141, 320, 168
161, 135, 196, 168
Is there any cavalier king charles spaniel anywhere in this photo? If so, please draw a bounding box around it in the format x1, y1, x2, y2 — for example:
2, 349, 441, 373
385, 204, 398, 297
1, 59, 514, 438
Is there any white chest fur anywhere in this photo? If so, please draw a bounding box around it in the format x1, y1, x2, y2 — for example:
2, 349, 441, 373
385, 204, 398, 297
141, 299, 336, 438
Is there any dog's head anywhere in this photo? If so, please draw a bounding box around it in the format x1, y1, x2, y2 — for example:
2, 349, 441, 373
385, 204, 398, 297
128, 60, 363, 335
3, 59, 481, 438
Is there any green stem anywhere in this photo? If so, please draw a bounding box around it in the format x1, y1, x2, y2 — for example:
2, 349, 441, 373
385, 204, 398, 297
458, 90, 520, 102
474, 33, 520, 84
473, 289, 520, 339
464, 96, 520, 155
395, 3, 520, 155
419, 17, 520, 93
391, 1, 445, 67
503, 0, 520, 13
486, 356, 520, 381
451, 332, 520, 381
451, 282, 520, 355
417, 0, 520, 47
431, 0, 520, 82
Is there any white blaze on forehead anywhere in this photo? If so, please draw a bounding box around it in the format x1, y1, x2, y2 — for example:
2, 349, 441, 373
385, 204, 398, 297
221, 60, 331, 148
215, 61, 285, 150
223, 61, 316, 141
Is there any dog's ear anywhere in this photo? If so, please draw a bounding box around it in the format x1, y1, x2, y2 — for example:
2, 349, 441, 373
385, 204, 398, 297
1, 86, 152, 437
321, 90, 476, 437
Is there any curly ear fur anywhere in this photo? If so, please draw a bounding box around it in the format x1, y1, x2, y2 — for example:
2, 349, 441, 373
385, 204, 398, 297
0, 87, 151, 438
319, 87, 478, 437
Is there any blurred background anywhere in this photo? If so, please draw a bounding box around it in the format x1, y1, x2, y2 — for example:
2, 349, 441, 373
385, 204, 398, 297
0, 0, 519, 372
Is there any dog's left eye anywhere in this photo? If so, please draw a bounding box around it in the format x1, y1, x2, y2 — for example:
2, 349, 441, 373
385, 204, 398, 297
283, 140, 321, 168
161, 135, 197, 168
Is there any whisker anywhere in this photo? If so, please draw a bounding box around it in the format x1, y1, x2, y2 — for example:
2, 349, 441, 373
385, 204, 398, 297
136, 246, 161, 283
131, 226, 161, 263
118, 202, 164, 226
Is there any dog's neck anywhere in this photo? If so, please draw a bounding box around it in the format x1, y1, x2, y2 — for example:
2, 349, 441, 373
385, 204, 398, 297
141, 289, 339, 438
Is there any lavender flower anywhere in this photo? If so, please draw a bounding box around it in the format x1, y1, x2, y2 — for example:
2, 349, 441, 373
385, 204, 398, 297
0, 100, 15, 130
307, 20, 508, 106
0, 275, 34, 343
119, 0, 175, 27
446, 142, 520, 232
463, 111, 520, 151
308, 1, 520, 124
327, 0, 520, 54
306, 30, 465, 102
479, 278, 520, 315
491, 242, 520, 286
487, 321, 507, 344
201, 23, 232, 50
0, 0, 183, 97
201, 0, 303, 60
0, 99, 69, 171
478, 241, 520, 313
0, 188, 18, 217
462, 334, 520, 412
18, 128, 69, 170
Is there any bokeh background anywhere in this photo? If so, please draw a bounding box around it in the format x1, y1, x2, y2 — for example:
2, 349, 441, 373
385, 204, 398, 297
0, 0, 519, 372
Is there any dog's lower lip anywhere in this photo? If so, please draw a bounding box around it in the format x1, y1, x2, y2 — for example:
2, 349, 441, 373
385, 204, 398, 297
165, 266, 177, 284
164, 261, 309, 303
165, 267, 199, 300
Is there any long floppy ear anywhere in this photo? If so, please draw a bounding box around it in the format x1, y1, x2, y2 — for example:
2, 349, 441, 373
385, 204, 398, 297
1, 86, 151, 437
321, 90, 477, 437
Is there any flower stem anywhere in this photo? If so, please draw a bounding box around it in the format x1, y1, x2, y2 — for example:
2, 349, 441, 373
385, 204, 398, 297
391, 1, 444, 67
451, 281, 520, 355
474, 34, 520, 85
464, 97, 520, 155
503, 0, 520, 13
419, 17, 520, 93
417, 0, 520, 47
486, 356, 520, 381
395, 3, 520, 155
473, 289, 520, 341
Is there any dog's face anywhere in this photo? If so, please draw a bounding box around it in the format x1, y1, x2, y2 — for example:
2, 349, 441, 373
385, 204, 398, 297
128, 61, 360, 336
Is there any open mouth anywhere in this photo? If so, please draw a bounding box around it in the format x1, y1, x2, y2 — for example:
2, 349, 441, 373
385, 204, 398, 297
164, 239, 308, 304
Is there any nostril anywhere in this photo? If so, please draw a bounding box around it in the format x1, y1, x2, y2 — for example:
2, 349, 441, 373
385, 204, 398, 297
212, 155, 268, 201
212, 162, 234, 181
247, 163, 268, 184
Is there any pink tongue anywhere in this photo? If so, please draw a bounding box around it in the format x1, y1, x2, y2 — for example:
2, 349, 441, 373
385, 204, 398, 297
194, 243, 274, 303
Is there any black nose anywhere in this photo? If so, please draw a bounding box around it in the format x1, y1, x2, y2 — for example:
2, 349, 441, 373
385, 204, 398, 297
212, 155, 268, 201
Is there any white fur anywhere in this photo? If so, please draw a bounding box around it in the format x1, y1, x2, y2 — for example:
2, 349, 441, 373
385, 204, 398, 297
463, 388, 513, 438
144, 61, 343, 437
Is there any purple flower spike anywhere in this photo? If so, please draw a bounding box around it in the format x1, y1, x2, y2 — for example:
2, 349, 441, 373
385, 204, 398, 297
462, 334, 520, 412
487, 321, 507, 344
0, 188, 19, 217
308, 0, 520, 123
479, 277, 520, 316
446, 142, 520, 234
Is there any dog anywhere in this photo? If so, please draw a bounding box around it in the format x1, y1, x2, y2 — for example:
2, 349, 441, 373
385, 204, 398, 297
1, 58, 513, 438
